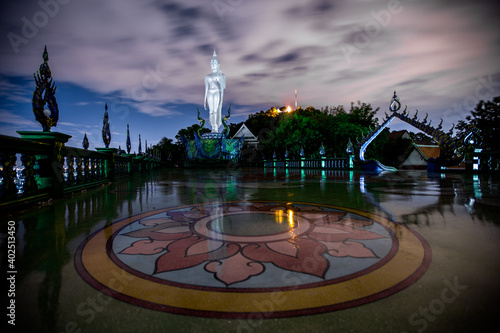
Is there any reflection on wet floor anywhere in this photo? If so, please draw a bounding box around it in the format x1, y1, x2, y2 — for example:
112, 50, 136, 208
6, 168, 500, 333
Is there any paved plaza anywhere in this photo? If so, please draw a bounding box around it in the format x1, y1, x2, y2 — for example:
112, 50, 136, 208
9, 168, 500, 332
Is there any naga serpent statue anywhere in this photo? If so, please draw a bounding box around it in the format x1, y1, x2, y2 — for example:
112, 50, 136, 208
357, 92, 462, 168
32, 46, 59, 132
197, 104, 231, 137
196, 107, 206, 137
391, 107, 459, 166
222, 104, 231, 136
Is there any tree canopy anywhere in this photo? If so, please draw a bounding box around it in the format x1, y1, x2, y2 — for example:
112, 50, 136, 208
156, 96, 499, 166
163, 101, 385, 163
455, 96, 500, 152
251, 101, 383, 160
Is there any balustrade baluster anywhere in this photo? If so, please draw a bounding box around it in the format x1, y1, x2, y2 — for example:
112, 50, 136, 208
21, 153, 38, 195
66, 155, 75, 185
96, 158, 101, 179
75, 156, 82, 184
62, 156, 68, 183
90, 158, 96, 182
83, 157, 89, 183
94, 158, 100, 180
0, 152, 18, 199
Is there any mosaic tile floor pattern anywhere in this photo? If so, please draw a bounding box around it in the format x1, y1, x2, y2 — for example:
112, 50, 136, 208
75, 201, 431, 318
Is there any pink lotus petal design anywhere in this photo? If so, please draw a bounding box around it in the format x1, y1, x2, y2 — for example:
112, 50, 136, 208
120, 239, 173, 255
205, 253, 265, 286
118, 203, 389, 286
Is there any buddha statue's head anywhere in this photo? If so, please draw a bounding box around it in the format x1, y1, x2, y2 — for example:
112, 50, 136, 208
210, 49, 220, 72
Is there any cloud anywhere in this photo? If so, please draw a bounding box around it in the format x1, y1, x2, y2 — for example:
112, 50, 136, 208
285, 0, 338, 18
58, 121, 92, 128
0, 76, 32, 105
73, 101, 91, 106
0, 110, 37, 127
0, 0, 499, 140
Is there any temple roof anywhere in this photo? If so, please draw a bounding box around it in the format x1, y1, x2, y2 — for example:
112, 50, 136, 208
232, 124, 257, 140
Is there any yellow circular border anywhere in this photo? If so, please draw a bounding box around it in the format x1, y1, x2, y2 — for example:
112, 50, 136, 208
75, 201, 431, 318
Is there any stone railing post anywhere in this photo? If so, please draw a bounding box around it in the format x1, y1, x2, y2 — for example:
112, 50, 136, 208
96, 148, 118, 181
0, 152, 18, 199
17, 131, 72, 198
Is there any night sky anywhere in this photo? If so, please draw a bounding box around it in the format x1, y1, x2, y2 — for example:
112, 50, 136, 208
1, 0, 499, 151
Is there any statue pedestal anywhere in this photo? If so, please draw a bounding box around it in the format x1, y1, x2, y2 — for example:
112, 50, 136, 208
17, 131, 72, 144
181, 131, 243, 163
202, 132, 225, 139
427, 158, 442, 173
96, 147, 119, 179
95, 147, 119, 154
16, 131, 72, 197
347, 154, 354, 169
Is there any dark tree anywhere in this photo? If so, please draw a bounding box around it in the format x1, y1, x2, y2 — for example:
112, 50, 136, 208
456, 96, 500, 151
175, 124, 210, 142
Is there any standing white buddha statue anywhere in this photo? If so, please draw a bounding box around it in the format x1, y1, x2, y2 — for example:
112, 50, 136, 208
204, 49, 226, 133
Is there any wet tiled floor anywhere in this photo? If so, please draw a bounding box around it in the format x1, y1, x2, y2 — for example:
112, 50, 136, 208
4, 168, 500, 332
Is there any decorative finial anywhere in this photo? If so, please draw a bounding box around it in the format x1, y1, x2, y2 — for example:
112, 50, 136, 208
447, 123, 455, 136
437, 118, 443, 130
83, 133, 89, 150
102, 103, 111, 148
319, 142, 325, 156
389, 91, 401, 112
413, 109, 419, 120
422, 113, 428, 124
346, 138, 354, 155
126, 124, 131, 154
32, 45, 59, 132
